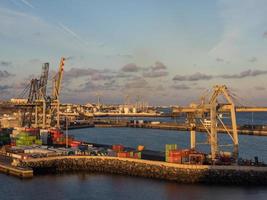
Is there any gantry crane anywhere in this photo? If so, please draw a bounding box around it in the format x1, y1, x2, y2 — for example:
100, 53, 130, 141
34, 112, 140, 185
51, 57, 65, 128
172, 85, 267, 162
17, 58, 65, 129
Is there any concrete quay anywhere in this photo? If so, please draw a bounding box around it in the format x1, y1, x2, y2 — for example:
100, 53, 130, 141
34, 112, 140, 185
20, 156, 267, 185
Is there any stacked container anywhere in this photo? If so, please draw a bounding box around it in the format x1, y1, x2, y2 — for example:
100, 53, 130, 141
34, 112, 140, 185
15, 132, 42, 146
168, 150, 182, 164
112, 144, 124, 152
117, 152, 130, 158
165, 144, 177, 162
117, 151, 142, 159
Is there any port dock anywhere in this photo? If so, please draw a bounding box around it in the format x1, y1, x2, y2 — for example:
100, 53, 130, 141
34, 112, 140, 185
0, 162, 33, 178
19, 156, 267, 185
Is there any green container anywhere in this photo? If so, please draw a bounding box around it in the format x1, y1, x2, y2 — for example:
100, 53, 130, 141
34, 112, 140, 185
28, 136, 37, 141
16, 140, 24, 146
137, 152, 141, 159
17, 136, 27, 140
17, 132, 29, 137
35, 140, 42, 145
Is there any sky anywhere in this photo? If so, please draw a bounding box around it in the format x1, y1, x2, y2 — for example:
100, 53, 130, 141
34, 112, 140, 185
0, 0, 267, 106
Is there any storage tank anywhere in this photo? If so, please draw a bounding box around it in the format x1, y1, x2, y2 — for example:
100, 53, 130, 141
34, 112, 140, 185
124, 107, 129, 114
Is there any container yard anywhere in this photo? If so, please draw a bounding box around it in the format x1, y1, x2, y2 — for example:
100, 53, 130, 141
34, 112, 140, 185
1, 125, 267, 184
0, 58, 267, 184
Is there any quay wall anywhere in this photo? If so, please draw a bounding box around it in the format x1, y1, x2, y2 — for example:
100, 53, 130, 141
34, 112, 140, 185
20, 156, 267, 185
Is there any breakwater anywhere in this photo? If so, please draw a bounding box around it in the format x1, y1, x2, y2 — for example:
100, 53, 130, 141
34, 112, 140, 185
94, 121, 267, 136
20, 156, 267, 185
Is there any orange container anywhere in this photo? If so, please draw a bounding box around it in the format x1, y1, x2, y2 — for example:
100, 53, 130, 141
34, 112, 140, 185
169, 150, 182, 157
117, 152, 130, 158
168, 156, 182, 164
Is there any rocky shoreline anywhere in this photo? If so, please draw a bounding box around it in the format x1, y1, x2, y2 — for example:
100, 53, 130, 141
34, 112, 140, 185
19, 156, 267, 185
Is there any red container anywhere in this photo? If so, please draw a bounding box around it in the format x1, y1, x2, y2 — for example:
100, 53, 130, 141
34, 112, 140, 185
67, 138, 74, 145
117, 152, 130, 158
133, 153, 141, 159
71, 143, 79, 147
169, 150, 182, 157
70, 140, 81, 147
168, 156, 182, 164
72, 140, 81, 145
49, 129, 63, 136
112, 144, 124, 152
25, 128, 39, 132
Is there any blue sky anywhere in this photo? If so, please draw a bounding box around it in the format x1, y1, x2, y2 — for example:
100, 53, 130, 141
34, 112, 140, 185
0, 0, 267, 105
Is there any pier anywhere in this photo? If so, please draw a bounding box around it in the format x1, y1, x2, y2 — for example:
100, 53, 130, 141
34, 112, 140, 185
0, 153, 33, 178
19, 156, 267, 185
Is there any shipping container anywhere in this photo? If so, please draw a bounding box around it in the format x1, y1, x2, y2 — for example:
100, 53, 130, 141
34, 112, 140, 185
165, 144, 177, 162
117, 152, 130, 158
112, 144, 124, 152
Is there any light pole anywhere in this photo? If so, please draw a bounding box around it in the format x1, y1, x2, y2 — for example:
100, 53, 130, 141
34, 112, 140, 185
66, 116, 68, 148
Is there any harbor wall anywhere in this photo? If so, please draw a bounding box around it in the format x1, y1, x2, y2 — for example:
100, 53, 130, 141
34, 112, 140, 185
20, 156, 267, 185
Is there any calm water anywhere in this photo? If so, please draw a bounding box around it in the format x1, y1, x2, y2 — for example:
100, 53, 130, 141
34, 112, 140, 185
1, 114, 267, 200
1, 172, 267, 200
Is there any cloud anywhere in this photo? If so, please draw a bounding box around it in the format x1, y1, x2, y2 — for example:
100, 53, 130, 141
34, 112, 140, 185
77, 79, 120, 92
117, 54, 133, 58
143, 71, 169, 78
263, 31, 267, 39
121, 63, 140, 72
254, 86, 265, 90
171, 84, 191, 90
219, 69, 267, 79
248, 57, 257, 63
151, 61, 167, 71
0, 70, 14, 80
91, 73, 113, 81
0, 85, 12, 92
173, 72, 213, 81
63, 68, 118, 83
173, 69, 267, 82
0, 61, 12, 67
142, 61, 168, 78
124, 77, 149, 89
64, 68, 98, 81
115, 72, 133, 78
216, 58, 224, 62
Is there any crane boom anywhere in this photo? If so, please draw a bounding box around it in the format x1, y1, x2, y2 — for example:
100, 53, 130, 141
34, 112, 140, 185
52, 57, 65, 100
38, 63, 49, 99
